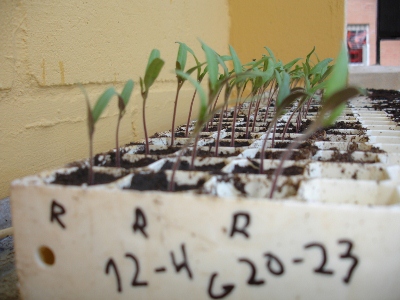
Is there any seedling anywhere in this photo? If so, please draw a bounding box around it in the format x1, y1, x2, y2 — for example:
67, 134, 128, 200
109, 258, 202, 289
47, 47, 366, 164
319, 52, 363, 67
171, 42, 201, 146
268, 44, 361, 198
139, 49, 165, 155
115, 79, 134, 167
81, 86, 116, 184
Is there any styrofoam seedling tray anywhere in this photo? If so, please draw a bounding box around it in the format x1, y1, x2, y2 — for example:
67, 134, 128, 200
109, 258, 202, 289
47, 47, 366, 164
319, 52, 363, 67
367, 130, 400, 137
333, 117, 358, 122
298, 178, 399, 205
258, 132, 303, 140
123, 144, 178, 155
313, 141, 373, 151
249, 139, 296, 149
324, 134, 369, 143
361, 124, 400, 131
239, 148, 305, 159
137, 137, 193, 147
146, 156, 232, 173
234, 126, 267, 133
374, 143, 400, 153
311, 150, 383, 163
360, 120, 397, 126
216, 117, 246, 122
306, 162, 389, 180
223, 132, 264, 139
202, 173, 303, 199
326, 129, 366, 135
368, 136, 400, 143
221, 158, 309, 174
357, 116, 392, 122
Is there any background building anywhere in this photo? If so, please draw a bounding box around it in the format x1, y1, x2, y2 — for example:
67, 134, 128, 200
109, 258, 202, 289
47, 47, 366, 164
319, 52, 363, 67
347, 0, 400, 66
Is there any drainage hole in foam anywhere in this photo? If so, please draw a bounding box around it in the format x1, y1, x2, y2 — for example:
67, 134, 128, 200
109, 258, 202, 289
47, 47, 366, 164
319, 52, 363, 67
37, 246, 55, 266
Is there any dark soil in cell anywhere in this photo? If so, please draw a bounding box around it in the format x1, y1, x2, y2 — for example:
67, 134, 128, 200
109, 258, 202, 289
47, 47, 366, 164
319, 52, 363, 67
231, 162, 304, 176
322, 150, 376, 163
135, 147, 181, 155
94, 151, 157, 169
307, 106, 320, 112
160, 160, 225, 173
210, 140, 252, 147
51, 167, 125, 186
326, 121, 365, 130
184, 148, 243, 158
368, 89, 400, 124
368, 88, 400, 102
125, 171, 205, 192
255, 149, 310, 160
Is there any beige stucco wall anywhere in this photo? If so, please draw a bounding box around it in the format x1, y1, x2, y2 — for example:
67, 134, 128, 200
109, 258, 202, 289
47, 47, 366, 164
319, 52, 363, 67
0, 0, 230, 198
228, 0, 345, 65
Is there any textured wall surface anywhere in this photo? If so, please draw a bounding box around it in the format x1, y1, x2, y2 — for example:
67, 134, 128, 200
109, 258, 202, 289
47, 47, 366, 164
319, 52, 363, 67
0, 0, 230, 198
228, 0, 345, 66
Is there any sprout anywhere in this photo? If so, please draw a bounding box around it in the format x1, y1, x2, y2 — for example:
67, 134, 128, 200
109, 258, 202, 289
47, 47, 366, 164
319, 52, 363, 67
139, 49, 165, 155
115, 79, 134, 167
81, 86, 116, 184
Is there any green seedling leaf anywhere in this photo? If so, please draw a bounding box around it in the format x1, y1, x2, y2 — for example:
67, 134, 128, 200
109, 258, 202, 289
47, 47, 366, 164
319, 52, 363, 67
306, 46, 316, 65
181, 43, 202, 79
284, 58, 301, 71
310, 58, 333, 75
274, 69, 282, 87
276, 71, 291, 107
146, 49, 161, 70
264, 46, 277, 63
318, 65, 334, 83
229, 44, 242, 74
302, 62, 310, 78
79, 85, 94, 136
324, 43, 348, 100
216, 54, 229, 77
120, 79, 134, 106
144, 57, 165, 91
176, 42, 188, 71
185, 62, 206, 77
92, 87, 116, 123
176, 70, 207, 123
200, 40, 219, 91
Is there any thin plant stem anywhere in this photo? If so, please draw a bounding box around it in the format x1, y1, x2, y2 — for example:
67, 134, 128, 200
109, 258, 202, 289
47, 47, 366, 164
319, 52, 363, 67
207, 89, 222, 130
88, 134, 94, 185
230, 86, 244, 147
185, 88, 198, 137
263, 82, 278, 123
115, 115, 122, 167
251, 88, 265, 133
142, 96, 149, 155
269, 122, 319, 198
190, 134, 200, 169
215, 87, 232, 156
171, 83, 183, 146
244, 95, 255, 138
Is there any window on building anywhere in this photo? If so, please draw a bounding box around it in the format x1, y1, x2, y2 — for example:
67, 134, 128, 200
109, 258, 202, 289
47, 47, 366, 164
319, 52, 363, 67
347, 25, 369, 65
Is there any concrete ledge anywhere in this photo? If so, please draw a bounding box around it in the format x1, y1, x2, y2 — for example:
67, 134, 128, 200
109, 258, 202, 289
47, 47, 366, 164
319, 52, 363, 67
349, 66, 400, 89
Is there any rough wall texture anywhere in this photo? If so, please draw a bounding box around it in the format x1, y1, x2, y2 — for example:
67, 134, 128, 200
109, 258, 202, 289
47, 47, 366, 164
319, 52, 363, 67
228, 0, 345, 65
0, 0, 230, 198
